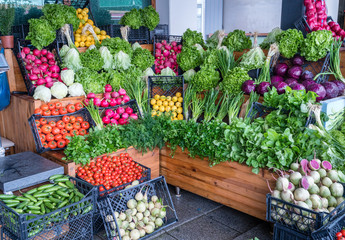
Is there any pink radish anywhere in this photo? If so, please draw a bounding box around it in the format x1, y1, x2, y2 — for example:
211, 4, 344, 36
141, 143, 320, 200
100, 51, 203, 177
48, 60, 56, 66
46, 52, 54, 60
29, 74, 38, 81
23, 47, 30, 54
84, 98, 90, 105
100, 99, 109, 107
104, 84, 112, 93
36, 78, 46, 85
118, 88, 126, 96
51, 73, 59, 78
102, 116, 111, 124
33, 49, 41, 57
93, 97, 101, 107
118, 118, 127, 125
110, 119, 118, 125
104, 92, 111, 100
155, 42, 162, 49
45, 82, 54, 88
121, 112, 129, 119
116, 107, 125, 115
45, 76, 53, 83
49, 65, 60, 73
87, 93, 96, 99
321, 161, 332, 170
113, 112, 120, 120
115, 98, 122, 105
41, 49, 47, 56
125, 107, 133, 114
105, 109, 115, 118
129, 113, 138, 120
111, 91, 119, 98
122, 95, 130, 103
109, 98, 117, 106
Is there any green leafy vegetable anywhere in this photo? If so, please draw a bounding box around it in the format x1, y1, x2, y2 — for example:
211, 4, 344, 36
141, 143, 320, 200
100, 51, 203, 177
220, 67, 250, 94
141, 5, 159, 31
132, 48, 154, 71
42, 4, 79, 31
260, 27, 282, 49
119, 8, 142, 29
26, 18, 56, 50
107, 69, 124, 91
80, 48, 104, 71
276, 29, 304, 59
300, 30, 333, 62
176, 46, 203, 71
101, 37, 133, 56
75, 68, 107, 94
190, 64, 220, 92
182, 28, 205, 47
222, 29, 252, 52
239, 35, 265, 70
206, 30, 225, 50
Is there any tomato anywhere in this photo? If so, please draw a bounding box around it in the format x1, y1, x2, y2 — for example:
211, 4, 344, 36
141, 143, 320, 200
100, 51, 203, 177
39, 134, 46, 142
337, 232, 343, 238
40, 104, 49, 111
42, 110, 51, 116
48, 103, 55, 110
51, 109, 60, 116
120, 153, 124, 158
75, 102, 83, 111
69, 116, 76, 123
73, 122, 81, 130
54, 134, 63, 141
55, 102, 62, 109
62, 116, 70, 123
124, 153, 129, 158
48, 141, 57, 149
67, 104, 76, 113
341, 230, 345, 236
60, 129, 68, 135
37, 126, 41, 133
76, 116, 83, 123
57, 120, 65, 129
63, 133, 71, 140
34, 108, 42, 115
52, 127, 60, 135
59, 107, 68, 115
46, 133, 55, 142
57, 139, 66, 148
70, 129, 79, 136
41, 125, 52, 134
65, 123, 73, 131
35, 120, 40, 127
49, 121, 56, 127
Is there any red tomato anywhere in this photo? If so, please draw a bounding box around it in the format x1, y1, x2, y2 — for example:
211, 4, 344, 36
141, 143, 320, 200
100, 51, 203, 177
76, 116, 83, 123
59, 107, 68, 115
42, 110, 51, 116
46, 133, 55, 142
39, 118, 47, 125
39, 134, 46, 142
337, 232, 343, 238
65, 123, 73, 131
75, 102, 83, 111
40, 104, 49, 111
57, 139, 66, 148
67, 104, 76, 113
37, 126, 41, 134
51, 109, 60, 116
35, 120, 40, 127
54, 134, 63, 141
49, 121, 56, 128
48, 103, 55, 110
60, 129, 68, 135
62, 116, 70, 123
48, 141, 57, 149
72, 122, 81, 130
69, 116, 76, 123
57, 120, 65, 129
70, 129, 79, 136
341, 230, 345, 236
42, 142, 48, 148
63, 133, 71, 140
55, 102, 62, 109
41, 125, 52, 134
124, 153, 129, 158
52, 127, 60, 135
34, 108, 42, 115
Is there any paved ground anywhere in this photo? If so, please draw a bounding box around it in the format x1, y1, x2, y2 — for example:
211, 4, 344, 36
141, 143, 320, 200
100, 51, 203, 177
94, 185, 273, 240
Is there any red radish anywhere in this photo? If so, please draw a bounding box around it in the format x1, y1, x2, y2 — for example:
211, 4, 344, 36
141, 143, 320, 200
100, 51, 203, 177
41, 49, 47, 56
20, 50, 26, 59
45, 76, 53, 83
103, 92, 111, 100
48, 60, 56, 66
116, 107, 125, 115
29, 74, 38, 81
46, 52, 54, 60
109, 98, 117, 107
163, 50, 169, 57
121, 112, 129, 120
104, 84, 112, 93
115, 98, 122, 105
87, 93, 96, 99
49, 65, 60, 73
129, 113, 138, 120
25, 64, 33, 71
36, 78, 46, 85
105, 109, 115, 117
45, 71, 52, 77
165, 45, 172, 51
161, 40, 167, 45
40, 56, 47, 63
32, 68, 40, 74
118, 88, 126, 96
45, 82, 54, 88
118, 118, 127, 125
23, 47, 30, 54
33, 49, 41, 57
39, 65, 47, 72
93, 97, 101, 107
171, 41, 177, 47
100, 99, 109, 107
102, 116, 111, 124
111, 91, 119, 98
155, 42, 162, 49
110, 119, 118, 125
113, 112, 120, 120
84, 98, 90, 106
125, 107, 133, 114
122, 95, 130, 103
51, 73, 59, 79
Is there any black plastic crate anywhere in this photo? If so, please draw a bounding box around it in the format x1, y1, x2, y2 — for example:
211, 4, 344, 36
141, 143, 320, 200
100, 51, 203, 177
56, 24, 75, 47
97, 176, 178, 240
28, 108, 93, 154
13, 39, 62, 96
153, 34, 182, 55
312, 210, 345, 240
103, 24, 150, 44
0, 176, 96, 240
294, 16, 334, 37
266, 193, 345, 234
270, 53, 330, 84
248, 68, 261, 80
274, 223, 312, 240
150, 24, 169, 41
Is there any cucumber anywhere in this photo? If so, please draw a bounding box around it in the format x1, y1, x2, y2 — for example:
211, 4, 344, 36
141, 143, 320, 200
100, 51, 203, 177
58, 182, 68, 188
14, 209, 23, 214
6, 202, 19, 207
74, 191, 84, 199
28, 205, 40, 210
44, 186, 61, 193
44, 202, 54, 210
23, 194, 37, 203
40, 204, 46, 214
15, 196, 30, 202
33, 192, 50, 198
38, 184, 54, 191
26, 188, 38, 195
3, 199, 20, 204
28, 210, 41, 215
68, 192, 75, 201
57, 200, 68, 209
34, 200, 43, 207
65, 181, 75, 189
49, 174, 64, 181
53, 177, 70, 183
17, 201, 29, 209
56, 190, 69, 198
0, 194, 15, 200
42, 199, 51, 203
48, 197, 60, 204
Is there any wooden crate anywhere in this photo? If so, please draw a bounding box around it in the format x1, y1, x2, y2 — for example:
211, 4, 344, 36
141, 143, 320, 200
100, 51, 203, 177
5, 49, 26, 93
42, 146, 160, 179
160, 146, 275, 221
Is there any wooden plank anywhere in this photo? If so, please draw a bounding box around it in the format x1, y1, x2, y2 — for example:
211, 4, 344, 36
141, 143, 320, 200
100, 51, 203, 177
4, 49, 26, 93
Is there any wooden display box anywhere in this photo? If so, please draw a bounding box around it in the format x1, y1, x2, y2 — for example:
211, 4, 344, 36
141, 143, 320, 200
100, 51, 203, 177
42, 146, 160, 179
160, 146, 275, 221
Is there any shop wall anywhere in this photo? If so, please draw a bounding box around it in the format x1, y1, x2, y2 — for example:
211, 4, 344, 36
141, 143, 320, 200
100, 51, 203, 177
205, 0, 223, 37
223, 0, 282, 33
325, 0, 339, 21
156, 0, 169, 24
169, 0, 198, 35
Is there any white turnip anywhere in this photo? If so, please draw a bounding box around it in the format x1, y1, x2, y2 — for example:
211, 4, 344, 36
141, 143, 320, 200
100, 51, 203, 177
330, 182, 344, 197
327, 170, 339, 182
322, 177, 333, 187
327, 196, 337, 207
320, 186, 331, 198
294, 188, 310, 201
276, 177, 289, 191
308, 184, 320, 194
310, 171, 320, 184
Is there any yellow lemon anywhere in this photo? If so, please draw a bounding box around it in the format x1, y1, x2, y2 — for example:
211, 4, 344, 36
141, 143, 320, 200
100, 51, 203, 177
81, 10, 87, 16
94, 27, 101, 34
75, 36, 81, 43
81, 35, 87, 42
172, 96, 178, 102
169, 101, 174, 107
97, 34, 102, 40
160, 95, 166, 100
77, 8, 82, 13
172, 112, 177, 117
86, 36, 93, 42
177, 107, 183, 114
174, 117, 178, 121
166, 96, 171, 101
175, 102, 181, 108
171, 106, 177, 112
153, 105, 159, 111
100, 30, 106, 36
75, 33, 81, 38
83, 8, 89, 13
79, 22, 83, 28
151, 110, 157, 116
154, 95, 160, 100
106, 35, 111, 39
177, 114, 183, 120
76, 28, 82, 34
156, 100, 162, 106
79, 41, 85, 47
83, 15, 88, 22
85, 41, 92, 47
87, 19, 94, 25
100, 35, 107, 40
166, 106, 171, 112
150, 99, 156, 105
175, 92, 182, 97
80, 19, 86, 25
159, 106, 165, 112
75, 42, 80, 48
178, 97, 183, 103
163, 101, 168, 107
77, 14, 83, 20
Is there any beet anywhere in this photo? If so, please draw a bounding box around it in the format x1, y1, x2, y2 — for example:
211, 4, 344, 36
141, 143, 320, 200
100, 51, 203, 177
302, 79, 315, 88
242, 80, 256, 94
307, 83, 327, 101
274, 63, 289, 77
287, 66, 303, 79
292, 83, 306, 91
301, 70, 314, 81
275, 81, 288, 94
285, 78, 298, 87
322, 81, 339, 100
271, 75, 284, 85
256, 82, 270, 95
332, 80, 345, 96
292, 55, 305, 66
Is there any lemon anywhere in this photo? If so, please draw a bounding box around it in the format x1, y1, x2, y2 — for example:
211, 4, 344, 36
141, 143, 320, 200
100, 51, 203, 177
174, 117, 178, 121
85, 41, 92, 47
80, 19, 86, 25
159, 106, 165, 112
160, 95, 166, 100
175, 102, 181, 108
175, 92, 182, 97
77, 8, 82, 13
75, 42, 80, 48
154, 95, 160, 100
75, 36, 81, 43
177, 114, 183, 120
86, 36, 93, 42
79, 42, 85, 47
100, 35, 107, 40
77, 14, 83, 20
87, 19, 94, 25
151, 110, 157, 116
83, 8, 89, 13
163, 101, 168, 107
172, 112, 177, 117
177, 107, 183, 114
153, 105, 159, 111
169, 101, 174, 107
171, 106, 177, 112
79, 22, 83, 28
166, 106, 171, 112
100, 30, 106, 36
94, 27, 101, 34
178, 97, 183, 103
172, 96, 178, 102
81, 35, 87, 42
76, 29, 82, 34
166, 96, 172, 101
106, 35, 111, 39
83, 15, 88, 22
156, 100, 162, 106
150, 99, 156, 105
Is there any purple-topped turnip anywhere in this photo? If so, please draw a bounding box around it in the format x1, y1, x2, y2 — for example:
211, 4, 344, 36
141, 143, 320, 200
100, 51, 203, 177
256, 82, 270, 95
332, 80, 345, 96
307, 83, 326, 101
292, 83, 306, 91
287, 66, 303, 79
242, 80, 256, 94
301, 70, 314, 81
292, 55, 305, 66
275, 81, 288, 94
271, 76, 284, 86
322, 82, 339, 100
285, 78, 298, 87
274, 63, 289, 77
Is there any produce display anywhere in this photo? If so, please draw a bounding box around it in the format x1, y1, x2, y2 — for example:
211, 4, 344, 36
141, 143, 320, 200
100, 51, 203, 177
154, 40, 182, 75
150, 92, 184, 120
77, 153, 145, 192
222, 29, 252, 52
276, 29, 304, 59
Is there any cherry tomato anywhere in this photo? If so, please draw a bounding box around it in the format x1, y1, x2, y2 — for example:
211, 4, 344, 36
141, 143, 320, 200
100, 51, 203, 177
42, 142, 48, 148
52, 127, 60, 135
48, 103, 55, 110
69, 116, 76, 123
81, 121, 90, 129
42, 110, 51, 116
57, 120, 65, 129
34, 108, 42, 115
75, 102, 83, 111
63, 133, 71, 140
39, 134, 46, 142
41, 125, 52, 134
70, 129, 79, 136
55, 102, 62, 109
35, 120, 40, 127
341, 230, 345, 236
49, 121, 56, 128
40, 104, 49, 111
57, 139, 66, 148
51, 109, 60, 116
59, 107, 68, 115
124, 153, 129, 158
48, 141, 57, 149
54, 134, 63, 141
79, 128, 87, 136
46, 133, 55, 142
337, 232, 343, 238
62, 116, 70, 123
67, 104, 76, 113
60, 129, 68, 135
65, 123, 73, 131
73, 122, 81, 130
76, 116, 83, 123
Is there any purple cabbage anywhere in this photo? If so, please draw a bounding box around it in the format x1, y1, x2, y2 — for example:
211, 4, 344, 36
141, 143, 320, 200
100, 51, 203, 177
242, 80, 256, 94
285, 78, 298, 87
332, 80, 345, 96
275, 82, 288, 94
292, 83, 306, 91
274, 63, 289, 77
256, 82, 270, 95
302, 79, 315, 88
301, 70, 314, 81
287, 66, 303, 79
271, 75, 284, 85
292, 55, 305, 66
322, 82, 339, 100
307, 83, 327, 101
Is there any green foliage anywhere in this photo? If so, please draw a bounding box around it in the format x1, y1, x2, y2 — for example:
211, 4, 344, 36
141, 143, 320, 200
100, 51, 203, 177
239, 45, 265, 70
190, 64, 220, 92
182, 28, 205, 47
75, 68, 107, 94
119, 8, 142, 29
222, 29, 252, 52
131, 48, 154, 71
80, 48, 104, 71
300, 30, 333, 61
260, 27, 282, 49
176, 46, 203, 71
107, 69, 125, 91
26, 18, 55, 50
42, 4, 80, 31
0, 4, 15, 36
276, 29, 304, 59
141, 5, 159, 31
101, 37, 133, 56
220, 67, 250, 94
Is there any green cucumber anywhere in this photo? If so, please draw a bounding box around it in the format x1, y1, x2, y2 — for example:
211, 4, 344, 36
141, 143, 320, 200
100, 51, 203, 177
57, 200, 68, 209
33, 192, 50, 198
28, 205, 40, 210
17, 201, 29, 209
58, 182, 68, 188
65, 181, 75, 189
38, 184, 54, 191
6, 202, 19, 207
14, 209, 23, 214
15, 196, 30, 202
34, 200, 43, 207
74, 191, 84, 199
0, 194, 15, 200
48, 197, 60, 204
23, 194, 37, 203
44, 186, 61, 193
3, 199, 20, 204
26, 188, 38, 195
56, 190, 69, 198
53, 177, 70, 183
49, 174, 64, 181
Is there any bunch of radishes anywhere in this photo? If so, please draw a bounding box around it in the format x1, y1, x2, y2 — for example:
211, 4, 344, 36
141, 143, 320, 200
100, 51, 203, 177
103, 106, 138, 126
154, 40, 182, 75
85, 85, 131, 108
20, 47, 62, 88
304, 0, 345, 40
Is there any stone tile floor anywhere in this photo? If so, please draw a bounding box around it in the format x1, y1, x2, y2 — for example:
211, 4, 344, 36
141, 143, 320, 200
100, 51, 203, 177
94, 185, 272, 240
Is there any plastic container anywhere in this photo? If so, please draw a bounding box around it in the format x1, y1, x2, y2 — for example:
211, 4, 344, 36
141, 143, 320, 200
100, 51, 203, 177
97, 176, 178, 240
294, 16, 334, 37
100, 24, 150, 44
28, 108, 93, 154
312, 211, 345, 240
153, 34, 182, 54
150, 24, 169, 40
13, 39, 62, 96
0, 176, 96, 240
274, 223, 312, 240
